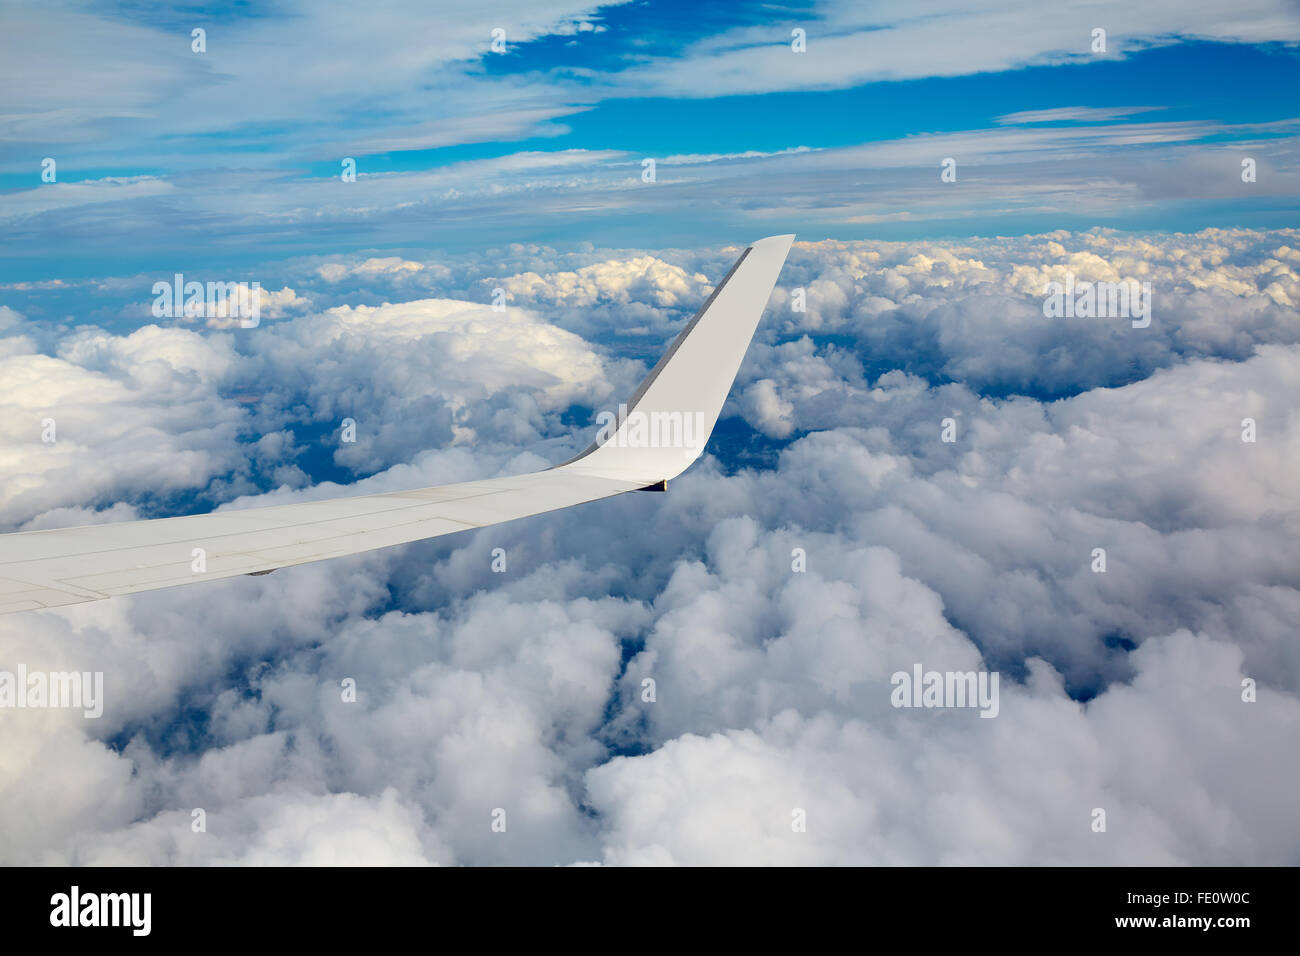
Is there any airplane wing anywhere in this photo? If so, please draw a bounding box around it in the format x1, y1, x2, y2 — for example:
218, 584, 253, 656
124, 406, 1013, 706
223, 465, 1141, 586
0, 235, 795, 614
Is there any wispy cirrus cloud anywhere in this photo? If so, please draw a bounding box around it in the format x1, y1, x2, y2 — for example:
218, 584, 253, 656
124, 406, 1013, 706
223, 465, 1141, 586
995, 106, 1166, 124
5, 118, 1298, 277
605, 0, 1300, 97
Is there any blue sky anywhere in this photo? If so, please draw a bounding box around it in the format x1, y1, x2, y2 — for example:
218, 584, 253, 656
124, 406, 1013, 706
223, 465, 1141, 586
1, 0, 1298, 287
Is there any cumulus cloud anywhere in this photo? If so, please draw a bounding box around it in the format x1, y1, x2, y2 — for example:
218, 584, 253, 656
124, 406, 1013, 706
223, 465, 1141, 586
0, 292, 615, 524
316, 258, 433, 283
497, 256, 711, 310
755, 229, 1300, 398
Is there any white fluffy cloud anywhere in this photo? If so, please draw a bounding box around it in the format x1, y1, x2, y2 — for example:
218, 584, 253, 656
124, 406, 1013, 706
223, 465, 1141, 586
0, 294, 614, 524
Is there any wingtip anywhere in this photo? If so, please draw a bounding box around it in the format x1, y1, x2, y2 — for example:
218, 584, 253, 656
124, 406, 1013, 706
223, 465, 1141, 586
558, 233, 796, 483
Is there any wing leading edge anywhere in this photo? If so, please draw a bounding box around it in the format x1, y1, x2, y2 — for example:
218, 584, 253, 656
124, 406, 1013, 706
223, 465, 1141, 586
0, 235, 795, 614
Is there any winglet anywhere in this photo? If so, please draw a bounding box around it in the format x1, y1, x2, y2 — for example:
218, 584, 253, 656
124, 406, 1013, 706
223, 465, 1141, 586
559, 235, 794, 484
0, 237, 794, 615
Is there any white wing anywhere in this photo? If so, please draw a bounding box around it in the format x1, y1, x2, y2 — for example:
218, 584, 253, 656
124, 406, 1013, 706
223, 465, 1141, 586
0, 235, 795, 614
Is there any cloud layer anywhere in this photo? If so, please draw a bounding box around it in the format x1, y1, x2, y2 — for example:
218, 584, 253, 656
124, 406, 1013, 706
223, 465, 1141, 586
1, 230, 1297, 865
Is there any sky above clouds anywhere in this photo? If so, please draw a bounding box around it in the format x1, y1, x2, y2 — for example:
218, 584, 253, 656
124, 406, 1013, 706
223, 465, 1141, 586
2, 0, 1300, 278
0, 1, 1298, 865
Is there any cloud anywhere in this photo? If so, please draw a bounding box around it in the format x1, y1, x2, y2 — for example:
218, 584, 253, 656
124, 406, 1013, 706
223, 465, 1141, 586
496, 255, 711, 310
996, 106, 1166, 125
612, 0, 1300, 97
0, 231, 1297, 866
0, 323, 251, 526
0, 0, 630, 166
8, 120, 1298, 267
317, 258, 431, 283
754, 229, 1300, 397
0, 177, 176, 223
588, 631, 1297, 865
658, 146, 817, 165
0, 291, 615, 524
